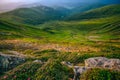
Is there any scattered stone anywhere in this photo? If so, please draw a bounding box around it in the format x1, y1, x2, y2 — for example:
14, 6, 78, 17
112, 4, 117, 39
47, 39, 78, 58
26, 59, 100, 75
33, 60, 42, 63
33, 60, 45, 64
61, 61, 73, 68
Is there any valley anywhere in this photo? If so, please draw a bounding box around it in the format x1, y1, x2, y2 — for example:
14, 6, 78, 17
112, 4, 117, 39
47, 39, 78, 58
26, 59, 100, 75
0, 3, 120, 80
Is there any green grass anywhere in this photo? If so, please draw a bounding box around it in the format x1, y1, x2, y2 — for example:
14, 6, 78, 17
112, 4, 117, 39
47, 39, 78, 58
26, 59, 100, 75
80, 68, 120, 80
0, 19, 49, 40
35, 59, 72, 80
0, 4, 120, 80
0, 6, 67, 25
0, 59, 73, 80
0, 9, 120, 43
67, 4, 120, 20
0, 48, 120, 80
37, 15, 120, 43
0, 62, 42, 80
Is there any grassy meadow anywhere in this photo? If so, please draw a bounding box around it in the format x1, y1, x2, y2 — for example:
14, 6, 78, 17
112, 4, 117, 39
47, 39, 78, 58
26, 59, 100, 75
0, 4, 120, 80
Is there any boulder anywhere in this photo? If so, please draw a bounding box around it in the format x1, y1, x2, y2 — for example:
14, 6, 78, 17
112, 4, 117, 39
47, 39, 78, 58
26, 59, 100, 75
0, 53, 25, 73
85, 57, 120, 70
85, 57, 108, 67
103, 59, 120, 70
73, 66, 88, 80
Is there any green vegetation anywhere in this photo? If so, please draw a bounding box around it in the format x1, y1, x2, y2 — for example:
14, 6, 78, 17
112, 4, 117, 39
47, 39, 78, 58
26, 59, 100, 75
67, 4, 120, 20
0, 4, 120, 80
70, 4, 105, 14
0, 6, 68, 25
35, 59, 72, 80
0, 49, 120, 80
0, 62, 42, 80
80, 68, 120, 80
0, 4, 120, 43
0, 19, 49, 40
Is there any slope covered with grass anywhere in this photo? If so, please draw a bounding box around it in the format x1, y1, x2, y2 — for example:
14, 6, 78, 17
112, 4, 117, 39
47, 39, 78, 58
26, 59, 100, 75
38, 15, 120, 43
80, 68, 120, 80
0, 4, 120, 80
0, 19, 48, 40
70, 3, 106, 14
0, 6, 68, 25
67, 4, 120, 20
0, 14, 119, 43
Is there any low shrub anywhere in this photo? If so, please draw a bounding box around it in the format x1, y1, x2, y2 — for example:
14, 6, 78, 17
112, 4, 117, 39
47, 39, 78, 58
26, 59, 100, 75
80, 68, 120, 80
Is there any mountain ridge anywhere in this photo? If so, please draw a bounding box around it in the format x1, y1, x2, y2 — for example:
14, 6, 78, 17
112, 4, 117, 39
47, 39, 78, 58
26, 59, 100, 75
67, 4, 120, 20
0, 5, 69, 25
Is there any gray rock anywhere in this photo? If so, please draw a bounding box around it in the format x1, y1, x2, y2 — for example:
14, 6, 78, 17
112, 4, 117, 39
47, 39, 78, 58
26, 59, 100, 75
61, 61, 88, 80
0, 53, 25, 73
85, 57, 108, 68
62, 57, 120, 80
103, 59, 120, 70
33, 60, 45, 64
61, 61, 73, 68
85, 57, 120, 70
73, 66, 88, 80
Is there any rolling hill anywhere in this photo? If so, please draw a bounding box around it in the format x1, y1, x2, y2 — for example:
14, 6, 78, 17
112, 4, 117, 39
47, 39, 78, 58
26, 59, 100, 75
0, 4, 120, 42
0, 4, 120, 80
0, 5, 69, 25
0, 19, 49, 40
36, 4, 120, 42
70, 3, 106, 14
0, 3, 109, 25
67, 4, 120, 20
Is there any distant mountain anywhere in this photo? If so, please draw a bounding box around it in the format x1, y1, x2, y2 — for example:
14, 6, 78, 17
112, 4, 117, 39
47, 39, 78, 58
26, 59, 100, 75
0, 5, 69, 25
0, 3, 109, 24
0, 4, 120, 41
67, 4, 120, 20
0, 0, 119, 13
70, 3, 106, 14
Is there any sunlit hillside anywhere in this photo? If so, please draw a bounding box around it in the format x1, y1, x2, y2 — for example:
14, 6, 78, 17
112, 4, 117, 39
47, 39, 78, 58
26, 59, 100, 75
0, 2, 120, 80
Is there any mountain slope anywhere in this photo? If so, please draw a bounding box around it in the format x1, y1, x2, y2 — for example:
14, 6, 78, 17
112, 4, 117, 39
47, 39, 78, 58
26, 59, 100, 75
0, 19, 48, 39
0, 6, 68, 25
0, 4, 120, 42
37, 15, 120, 43
0, 4, 108, 25
70, 3, 106, 14
67, 4, 120, 20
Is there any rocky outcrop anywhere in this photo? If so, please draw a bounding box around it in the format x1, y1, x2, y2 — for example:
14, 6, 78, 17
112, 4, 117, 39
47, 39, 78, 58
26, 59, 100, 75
85, 57, 108, 67
0, 52, 25, 73
72, 66, 88, 80
61, 61, 88, 80
62, 57, 120, 80
85, 57, 120, 70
